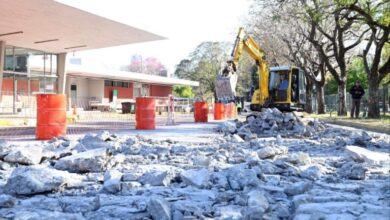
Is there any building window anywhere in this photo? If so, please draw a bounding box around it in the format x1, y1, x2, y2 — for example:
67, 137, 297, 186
104, 80, 129, 88
2, 45, 58, 94
133, 82, 149, 97
3, 46, 57, 76
104, 80, 113, 86
121, 82, 129, 88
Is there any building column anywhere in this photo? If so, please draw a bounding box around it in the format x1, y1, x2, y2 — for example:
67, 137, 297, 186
57, 53, 67, 94
0, 41, 5, 102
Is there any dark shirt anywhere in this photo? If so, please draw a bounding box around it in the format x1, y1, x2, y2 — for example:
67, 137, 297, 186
349, 85, 365, 99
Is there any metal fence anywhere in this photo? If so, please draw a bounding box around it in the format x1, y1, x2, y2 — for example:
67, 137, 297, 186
0, 93, 201, 139
312, 87, 389, 114
0, 92, 198, 118
0, 91, 37, 116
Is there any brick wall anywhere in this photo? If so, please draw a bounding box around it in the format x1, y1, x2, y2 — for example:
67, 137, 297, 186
104, 83, 133, 101
150, 85, 172, 97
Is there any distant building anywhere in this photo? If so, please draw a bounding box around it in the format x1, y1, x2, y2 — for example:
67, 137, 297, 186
0, 0, 197, 113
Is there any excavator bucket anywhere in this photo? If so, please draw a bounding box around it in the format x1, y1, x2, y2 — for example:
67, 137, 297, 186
215, 73, 238, 100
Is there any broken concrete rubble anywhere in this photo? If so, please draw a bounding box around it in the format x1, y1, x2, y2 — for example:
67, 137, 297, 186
0, 117, 388, 219
3, 146, 43, 165
0, 194, 15, 208
4, 166, 82, 195
181, 168, 209, 188
54, 148, 111, 173
103, 169, 123, 193
345, 145, 389, 164
218, 108, 327, 139
148, 197, 171, 220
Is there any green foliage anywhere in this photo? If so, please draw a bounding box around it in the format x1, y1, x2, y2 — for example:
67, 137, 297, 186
174, 42, 231, 101
325, 57, 368, 94
173, 85, 195, 98
382, 43, 390, 84
347, 57, 368, 90
325, 75, 338, 94
236, 53, 256, 97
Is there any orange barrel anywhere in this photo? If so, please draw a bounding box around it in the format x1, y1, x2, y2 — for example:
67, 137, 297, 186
36, 94, 67, 140
214, 103, 225, 120
225, 103, 232, 119
136, 97, 156, 130
194, 101, 208, 122
232, 103, 238, 117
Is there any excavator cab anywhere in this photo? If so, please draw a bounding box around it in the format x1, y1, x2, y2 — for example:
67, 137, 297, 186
266, 66, 306, 111
215, 27, 305, 112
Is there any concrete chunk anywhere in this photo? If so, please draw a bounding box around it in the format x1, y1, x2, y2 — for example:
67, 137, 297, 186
148, 197, 171, 220
54, 148, 110, 173
4, 166, 80, 195
4, 146, 43, 165
0, 194, 16, 208
345, 145, 389, 164
181, 168, 209, 188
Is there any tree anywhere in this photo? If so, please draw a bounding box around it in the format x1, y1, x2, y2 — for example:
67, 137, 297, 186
173, 85, 195, 98
174, 42, 231, 101
347, 57, 368, 91
343, 0, 390, 118
144, 57, 168, 76
125, 54, 168, 76
248, 0, 327, 113
282, 23, 327, 114
325, 59, 369, 95
301, 0, 369, 116
174, 59, 193, 79
234, 53, 257, 98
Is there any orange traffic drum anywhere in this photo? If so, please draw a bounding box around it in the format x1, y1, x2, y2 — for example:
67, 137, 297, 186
224, 103, 232, 119
225, 103, 237, 119
194, 101, 208, 122
214, 103, 225, 120
136, 97, 156, 130
36, 94, 67, 140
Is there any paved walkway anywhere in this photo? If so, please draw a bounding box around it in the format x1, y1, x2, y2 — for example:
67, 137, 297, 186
0, 114, 219, 141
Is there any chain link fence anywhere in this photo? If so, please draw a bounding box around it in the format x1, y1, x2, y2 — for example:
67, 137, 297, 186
0, 92, 197, 127
312, 86, 389, 115
0, 93, 203, 139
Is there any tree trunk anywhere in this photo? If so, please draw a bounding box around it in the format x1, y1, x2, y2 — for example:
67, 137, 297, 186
316, 85, 325, 114
367, 77, 380, 118
305, 78, 313, 113
337, 82, 347, 116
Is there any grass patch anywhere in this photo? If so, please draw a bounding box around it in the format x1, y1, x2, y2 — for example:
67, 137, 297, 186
0, 118, 29, 126
308, 112, 390, 133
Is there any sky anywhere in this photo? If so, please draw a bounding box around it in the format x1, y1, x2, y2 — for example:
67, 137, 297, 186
56, 0, 250, 75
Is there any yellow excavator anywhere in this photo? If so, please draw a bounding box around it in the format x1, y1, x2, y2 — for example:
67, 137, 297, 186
215, 27, 306, 111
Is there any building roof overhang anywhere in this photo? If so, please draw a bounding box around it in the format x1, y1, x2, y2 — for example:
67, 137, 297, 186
67, 66, 199, 87
0, 0, 164, 53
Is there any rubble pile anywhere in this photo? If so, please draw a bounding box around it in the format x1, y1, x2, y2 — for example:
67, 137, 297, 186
219, 108, 327, 140
0, 126, 389, 219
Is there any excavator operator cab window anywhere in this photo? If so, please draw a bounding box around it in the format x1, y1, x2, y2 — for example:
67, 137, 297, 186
269, 70, 289, 102
269, 71, 278, 91
291, 68, 299, 102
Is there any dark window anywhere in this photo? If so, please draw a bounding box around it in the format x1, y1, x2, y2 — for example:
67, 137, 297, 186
104, 80, 130, 87
104, 80, 113, 86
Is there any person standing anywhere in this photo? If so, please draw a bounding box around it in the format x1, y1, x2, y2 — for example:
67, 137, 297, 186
349, 80, 365, 118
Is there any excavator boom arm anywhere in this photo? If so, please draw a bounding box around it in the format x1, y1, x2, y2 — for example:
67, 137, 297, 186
230, 28, 270, 106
